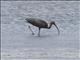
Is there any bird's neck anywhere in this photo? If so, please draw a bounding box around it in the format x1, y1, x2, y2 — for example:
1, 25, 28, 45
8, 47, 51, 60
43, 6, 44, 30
48, 23, 53, 29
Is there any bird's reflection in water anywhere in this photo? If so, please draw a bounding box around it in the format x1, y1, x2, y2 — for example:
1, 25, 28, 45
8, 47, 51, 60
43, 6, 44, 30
28, 33, 56, 40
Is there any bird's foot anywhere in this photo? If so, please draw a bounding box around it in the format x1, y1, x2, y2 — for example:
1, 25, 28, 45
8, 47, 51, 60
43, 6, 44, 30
32, 33, 35, 35
38, 34, 40, 37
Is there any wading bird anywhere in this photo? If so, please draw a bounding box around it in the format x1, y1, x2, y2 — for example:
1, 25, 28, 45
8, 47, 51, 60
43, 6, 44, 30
25, 18, 60, 36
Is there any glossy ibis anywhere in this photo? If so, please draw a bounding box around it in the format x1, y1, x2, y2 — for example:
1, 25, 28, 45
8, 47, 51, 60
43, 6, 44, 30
25, 18, 60, 36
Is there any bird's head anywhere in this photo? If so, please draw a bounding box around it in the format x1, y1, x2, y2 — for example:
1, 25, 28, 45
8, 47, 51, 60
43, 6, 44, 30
50, 21, 60, 35
50, 21, 55, 25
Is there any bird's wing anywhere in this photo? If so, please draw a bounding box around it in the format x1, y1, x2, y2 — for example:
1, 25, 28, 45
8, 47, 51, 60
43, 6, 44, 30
36, 19, 48, 28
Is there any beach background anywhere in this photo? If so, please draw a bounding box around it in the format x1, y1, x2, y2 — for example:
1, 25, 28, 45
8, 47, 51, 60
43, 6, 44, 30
1, 1, 80, 60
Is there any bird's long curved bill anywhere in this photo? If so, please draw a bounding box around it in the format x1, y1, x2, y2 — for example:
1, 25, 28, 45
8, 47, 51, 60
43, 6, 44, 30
54, 24, 60, 35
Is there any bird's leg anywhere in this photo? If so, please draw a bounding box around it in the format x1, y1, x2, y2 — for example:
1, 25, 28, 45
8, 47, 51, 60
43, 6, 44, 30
28, 25, 34, 35
38, 28, 41, 36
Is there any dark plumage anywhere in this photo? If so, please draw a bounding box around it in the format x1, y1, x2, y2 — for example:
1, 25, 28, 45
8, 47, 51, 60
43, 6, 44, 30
25, 18, 60, 36
26, 18, 48, 28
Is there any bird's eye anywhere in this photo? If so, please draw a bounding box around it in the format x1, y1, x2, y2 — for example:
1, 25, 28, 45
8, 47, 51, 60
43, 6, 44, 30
51, 21, 55, 24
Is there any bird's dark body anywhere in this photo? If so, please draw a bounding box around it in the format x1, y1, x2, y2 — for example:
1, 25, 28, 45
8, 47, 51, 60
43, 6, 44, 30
25, 18, 60, 36
26, 18, 48, 28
